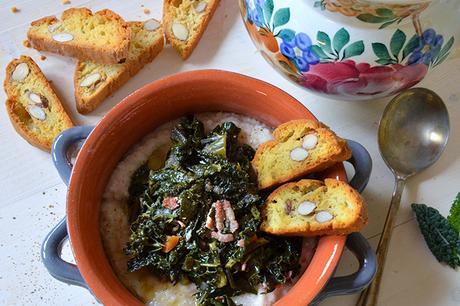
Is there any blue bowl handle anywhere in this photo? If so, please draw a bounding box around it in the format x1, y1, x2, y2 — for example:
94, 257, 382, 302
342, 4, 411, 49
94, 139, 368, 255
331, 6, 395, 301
41, 126, 94, 288
311, 140, 376, 305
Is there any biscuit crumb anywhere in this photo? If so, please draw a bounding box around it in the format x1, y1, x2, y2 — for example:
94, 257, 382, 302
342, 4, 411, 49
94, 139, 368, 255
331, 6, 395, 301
62, 0, 71, 4
23, 40, 31, 48
40, 55, 47, 61
143, 8, 150, 14
11, 6, 20, 13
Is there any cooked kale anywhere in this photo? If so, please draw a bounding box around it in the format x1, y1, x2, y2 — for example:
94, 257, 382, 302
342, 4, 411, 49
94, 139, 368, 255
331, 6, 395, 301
126, 116, 301, 304
412, 203, 460, 268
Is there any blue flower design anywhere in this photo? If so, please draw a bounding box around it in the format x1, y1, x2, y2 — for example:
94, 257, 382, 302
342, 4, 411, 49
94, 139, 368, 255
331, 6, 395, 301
408, 28, 444, 65
246, 0, 265, 28
280, 33, 319, 72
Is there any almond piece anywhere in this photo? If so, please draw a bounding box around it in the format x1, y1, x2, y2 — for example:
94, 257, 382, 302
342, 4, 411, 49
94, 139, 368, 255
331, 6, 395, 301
290, 147, 309, 161
315, 211, 333, 223
80, 73, 101, 87
11, 63, 29, 81
302, 134, 318, 150
48, 22, 62, 33
297, 201, 316, 216
27, 104, 46, 121
144, 19, 160, 31
52, 32, 73, 42
172, 22, 188, 41
28, 92, 42, 104
195, 1, 207, 13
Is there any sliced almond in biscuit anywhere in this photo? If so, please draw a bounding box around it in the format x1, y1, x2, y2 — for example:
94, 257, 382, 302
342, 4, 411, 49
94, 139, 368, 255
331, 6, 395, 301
28, 92, 42, 104
80, 73, 101, 87
195, 1, 207, 13
172, 22, 188, 41
302, 134, 318, 150
27, 104, 46, 120
297, 201, 316, 216
315, 211, 333, 223
11, 63, 29, 81
290, 147, 308, 161
48, 22, 62, 33
52, 32, 73, 42
144, 19, 160, 31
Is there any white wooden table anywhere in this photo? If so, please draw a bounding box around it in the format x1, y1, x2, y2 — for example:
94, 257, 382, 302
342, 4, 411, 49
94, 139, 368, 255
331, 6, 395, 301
1, 1, 459, 305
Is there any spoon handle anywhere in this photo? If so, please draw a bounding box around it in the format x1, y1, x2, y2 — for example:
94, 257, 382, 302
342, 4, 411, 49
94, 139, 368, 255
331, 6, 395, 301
356, 177, 406, 306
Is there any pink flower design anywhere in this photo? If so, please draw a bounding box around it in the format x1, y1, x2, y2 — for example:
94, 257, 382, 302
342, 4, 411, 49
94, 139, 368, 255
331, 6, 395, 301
302, 60, 428, 98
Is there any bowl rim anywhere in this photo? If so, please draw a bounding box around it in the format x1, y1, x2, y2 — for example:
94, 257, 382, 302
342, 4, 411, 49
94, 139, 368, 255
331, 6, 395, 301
66, 69, 347, 306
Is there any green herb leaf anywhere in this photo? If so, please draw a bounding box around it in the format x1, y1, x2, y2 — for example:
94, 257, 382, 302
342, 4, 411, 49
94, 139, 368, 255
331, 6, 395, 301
412, 203, 460, 269
333, 28, 350, 54
273, 8, 290, 28
342, 40, 364, 59
372, 42, 392, 60
448, 193, 460, 236
317, 31, 333, 54
390, 29, 406, 60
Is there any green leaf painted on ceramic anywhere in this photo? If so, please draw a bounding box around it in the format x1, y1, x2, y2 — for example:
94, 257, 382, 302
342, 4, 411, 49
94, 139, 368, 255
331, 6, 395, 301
278, 29, 295, 42
317, 31, 333, 54
342, 41, 365, 59
376, 58, 397, 65
273, 8, 290, 28
376, 8, 395, 17
357, 14, 392, 23
390, 29, 406, 59
435, 36, 455, 64
435, 53, 450, 67
263, 0, 274, 24
372, 42, 392, 60
311, 45, 331, 60
333, 28, 350, 54
402, 34, 420, 60
379, 19, 398, 29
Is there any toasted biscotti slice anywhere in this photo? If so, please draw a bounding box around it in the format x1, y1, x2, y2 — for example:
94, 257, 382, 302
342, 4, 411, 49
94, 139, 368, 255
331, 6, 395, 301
163, 0, 220, 59
252, 120, 352, 190
75, 19, 164, 114
4, 56, 74, 151
27, 8, 130, 64
260, 179, 367, 236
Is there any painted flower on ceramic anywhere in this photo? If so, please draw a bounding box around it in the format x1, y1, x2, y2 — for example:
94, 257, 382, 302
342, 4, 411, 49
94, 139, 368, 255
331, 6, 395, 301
408, 29, 444, 65
280, 33, 319, 72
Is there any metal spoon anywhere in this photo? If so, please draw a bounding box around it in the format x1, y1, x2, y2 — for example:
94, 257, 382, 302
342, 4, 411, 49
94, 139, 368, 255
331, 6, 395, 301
357, 88, 450, 306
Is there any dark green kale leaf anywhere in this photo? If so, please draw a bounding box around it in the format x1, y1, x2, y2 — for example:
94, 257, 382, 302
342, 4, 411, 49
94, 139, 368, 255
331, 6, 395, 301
448, 193, 460, 236
165, 116, 205, 168
202, 122, 240, 159
412, 203, 460, 268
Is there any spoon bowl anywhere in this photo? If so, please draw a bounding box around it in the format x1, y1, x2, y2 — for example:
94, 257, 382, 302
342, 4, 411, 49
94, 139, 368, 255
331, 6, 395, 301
378, 88, 450, 178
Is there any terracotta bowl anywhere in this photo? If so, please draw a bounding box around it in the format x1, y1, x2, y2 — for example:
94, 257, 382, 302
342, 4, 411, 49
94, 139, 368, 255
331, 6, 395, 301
43, 70, 375, 305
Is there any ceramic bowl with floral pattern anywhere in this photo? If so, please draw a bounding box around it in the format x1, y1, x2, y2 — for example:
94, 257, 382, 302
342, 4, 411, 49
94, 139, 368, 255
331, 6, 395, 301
239, 0, 460, 100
